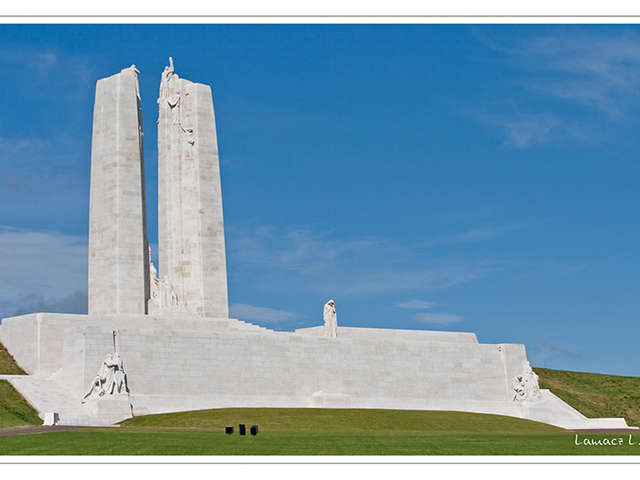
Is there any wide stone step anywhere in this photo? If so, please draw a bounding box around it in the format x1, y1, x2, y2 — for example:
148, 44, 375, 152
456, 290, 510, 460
2, 375, 116, 426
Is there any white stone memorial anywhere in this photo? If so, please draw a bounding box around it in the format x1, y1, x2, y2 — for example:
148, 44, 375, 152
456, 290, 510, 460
0, 60, 634, 431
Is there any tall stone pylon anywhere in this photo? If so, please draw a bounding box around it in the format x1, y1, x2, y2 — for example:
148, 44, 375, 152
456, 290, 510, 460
156, 58, 229, 318
88, 65, 150, 315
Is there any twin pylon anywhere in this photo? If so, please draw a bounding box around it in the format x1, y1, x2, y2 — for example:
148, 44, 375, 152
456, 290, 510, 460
88, 60, 229, 318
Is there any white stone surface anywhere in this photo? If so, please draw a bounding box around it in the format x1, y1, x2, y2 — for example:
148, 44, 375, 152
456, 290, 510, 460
295, 325, 479, 343
88, 65, 150, 315
1, 313, 634, 430
157, 58, 228, 318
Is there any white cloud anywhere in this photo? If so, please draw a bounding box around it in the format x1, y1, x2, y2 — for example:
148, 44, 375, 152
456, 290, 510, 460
413, 313, 463, 325
0, 226, 87, 316
396, 299, 436, 309
478, 112, 564, 149
229, 303, 298, 323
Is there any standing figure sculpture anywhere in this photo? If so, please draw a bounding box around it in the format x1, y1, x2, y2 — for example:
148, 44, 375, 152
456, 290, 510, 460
323, 299, 338, 338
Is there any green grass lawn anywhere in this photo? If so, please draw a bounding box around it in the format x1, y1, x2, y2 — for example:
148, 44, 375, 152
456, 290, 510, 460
0, 380, 41, 429
0, 408, 639, 455
536, 368, 640, 427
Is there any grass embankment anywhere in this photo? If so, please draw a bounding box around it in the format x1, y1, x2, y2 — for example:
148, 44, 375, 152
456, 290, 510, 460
0, 409, 638, 455
0, 341, 40, 429
535, 368, 640, 427
0, 380, 41, 429
0, 341, 26, 375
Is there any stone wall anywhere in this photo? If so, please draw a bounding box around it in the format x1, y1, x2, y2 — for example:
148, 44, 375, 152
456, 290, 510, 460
1, 313, 633, 429
48, 317, 520, 416
295, 326, 479, 343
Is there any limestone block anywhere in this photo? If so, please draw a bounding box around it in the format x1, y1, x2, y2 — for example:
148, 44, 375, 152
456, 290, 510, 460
85, 397, 133, 424
157, 59, 228, 318
88, 65, 149, 315
43, 412, 59, 426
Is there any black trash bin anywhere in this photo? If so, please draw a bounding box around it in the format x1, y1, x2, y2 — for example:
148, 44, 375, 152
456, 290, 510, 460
225, 426, 234, 435
250, 425, 258, 436
239, 424, 246, 435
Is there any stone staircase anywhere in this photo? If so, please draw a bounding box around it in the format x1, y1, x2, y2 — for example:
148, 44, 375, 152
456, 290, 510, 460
230, 319, 273, 333
0, 374, 112, 426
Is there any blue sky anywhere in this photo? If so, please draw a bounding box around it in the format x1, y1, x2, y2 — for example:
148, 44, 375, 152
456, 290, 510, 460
0, 24, 638, 376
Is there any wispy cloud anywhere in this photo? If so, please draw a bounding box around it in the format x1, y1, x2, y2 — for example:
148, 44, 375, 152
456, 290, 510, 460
0, 46, 95, 104
229, 224, 498, 298
229, 303, 298, 324
477, 112, 568, 149
396, 299, 436, 309
527, 336, 583, 367
474, 29, 640, 147
0, 135, 87, 191
419, 225, 520, 247
229, 225, 381, 274
0, 226, 87, 318
340, 265, 491, 296
0, 49, 58, 76
413, 312, 463, 325
518, 31, 640, 118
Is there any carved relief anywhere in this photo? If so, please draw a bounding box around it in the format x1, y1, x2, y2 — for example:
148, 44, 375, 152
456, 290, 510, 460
82, 330, 130, 402
512, 361, 542, 402
147, 246, 182, 314
158, 57, 197, 147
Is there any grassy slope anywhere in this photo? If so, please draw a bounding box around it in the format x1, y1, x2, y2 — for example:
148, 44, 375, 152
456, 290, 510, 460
535, 367, 640, 427
0, 380, 41, 429
0, 341, 40, 428
0, 341, 26, 375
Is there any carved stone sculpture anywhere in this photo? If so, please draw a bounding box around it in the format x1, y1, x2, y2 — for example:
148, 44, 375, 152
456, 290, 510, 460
323, 299, 337, 338
147, 246, 182, 314
82, 331, 130, 402
512, 361, 542, 402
